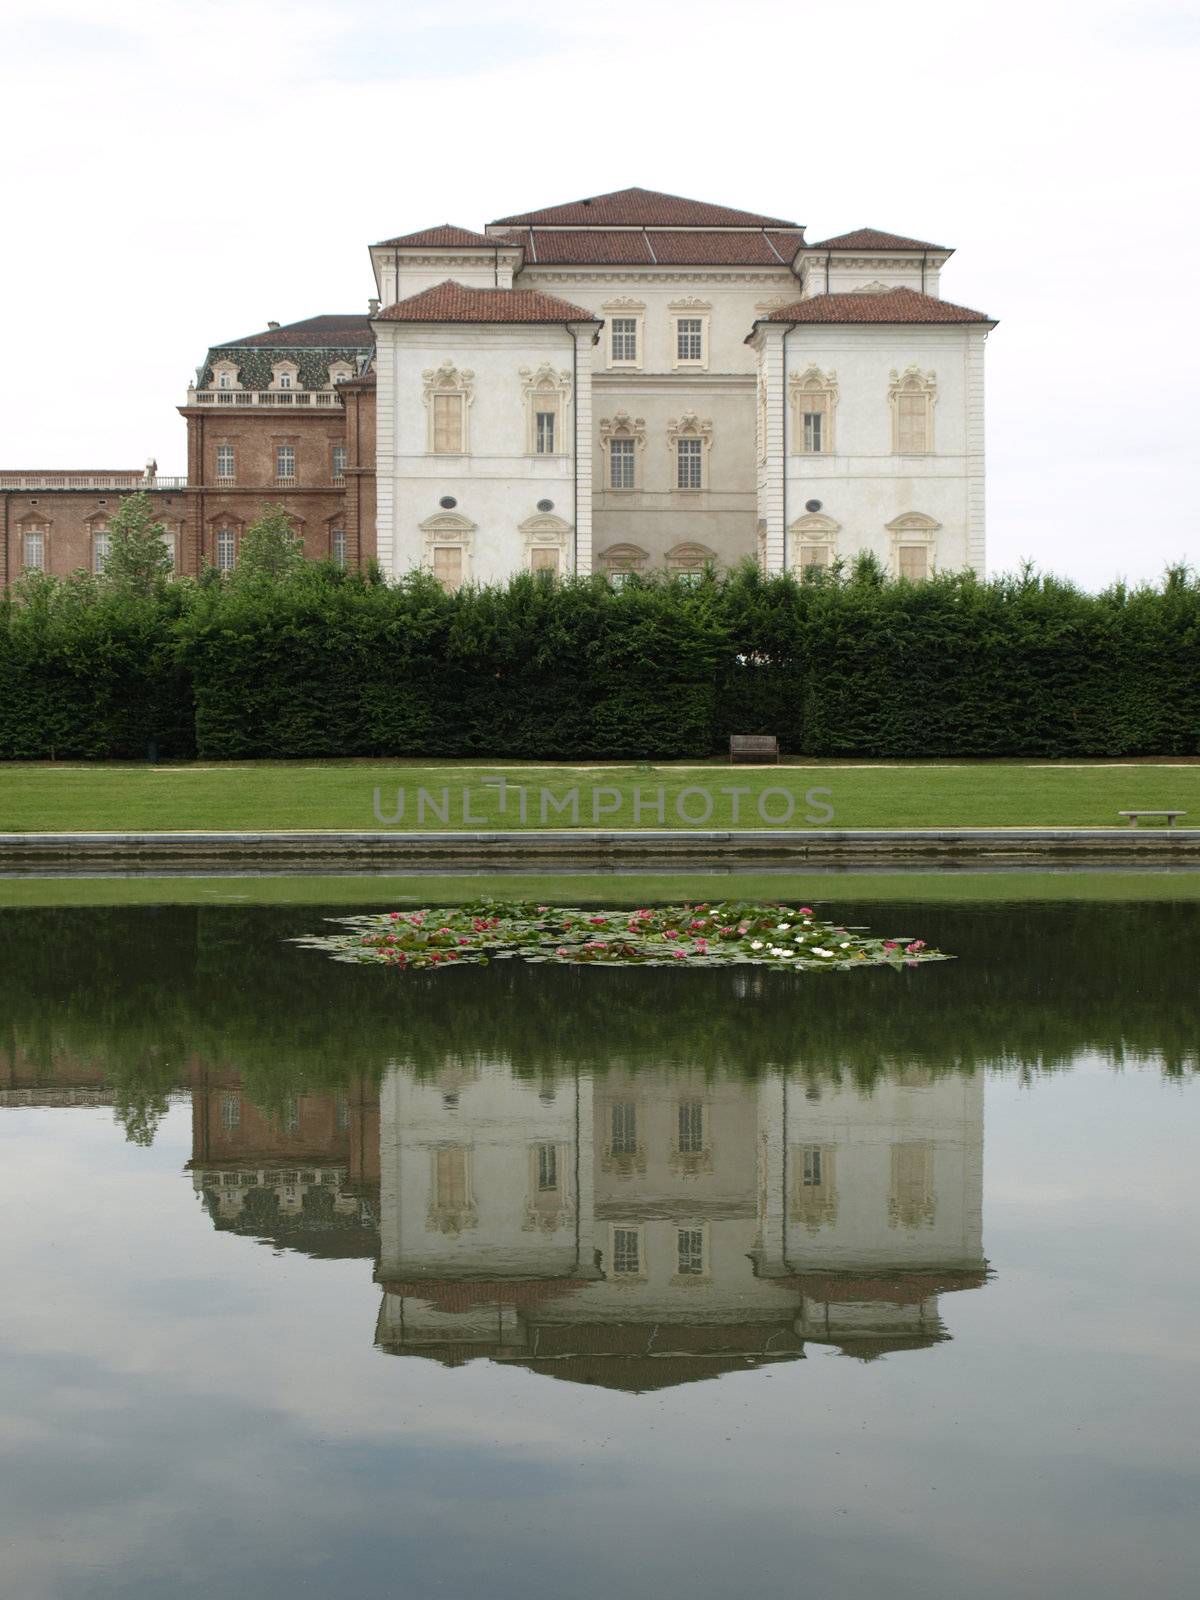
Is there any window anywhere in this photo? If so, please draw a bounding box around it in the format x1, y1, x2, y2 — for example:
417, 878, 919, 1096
889, 366, 936, 455
677, 1100, 704, 1154
600, 543, 648, 578
898, 545, 928, 581
534, 402, 557, 455
331, 445, 347, 483
435, 1146, 468, 1210
612, 1226, 640, 1275
802, 1145, 823, 1187
432, 392, 464, 454
432, 545, 463, 592
215, 444, 235, 482
610, 1102, 637, 1156
800, 543, 830, 572
160, 531, 176, 572
530, 545, 559, 575
275, 444, 295, 484
897, 393, 929, 454
676, 437, 703, 490
331, 528, 347, 568
536, 1143, 558, 1191
609, 437, 635, 490
22, 528, 45, 570
790, 367, 837, 454
889, 1141, 935, 1227
610, 317, 638, 363
220, 1092, 240, 1130
677, 1227, 705, 1276
284, 1097, 300, 1133
92, 526, 110, 574
218, 370, 232, 389
676, 317, 703, 362
335, 1094, 350, 1133
216, 526, 236, 572
278, 370, 292, 389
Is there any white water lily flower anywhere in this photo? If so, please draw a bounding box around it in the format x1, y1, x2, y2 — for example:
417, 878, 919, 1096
750, 940, 764, 950
776, 923, 791, 931
839, 942, 850, 948
812, 947, 833, 958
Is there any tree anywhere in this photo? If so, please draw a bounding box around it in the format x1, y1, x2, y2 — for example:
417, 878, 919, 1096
102, 491, 174, 594
235, 503, 306, 581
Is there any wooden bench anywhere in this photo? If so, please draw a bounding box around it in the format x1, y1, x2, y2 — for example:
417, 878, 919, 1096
1118, 810, 1187, 828
729, 734, 779, 764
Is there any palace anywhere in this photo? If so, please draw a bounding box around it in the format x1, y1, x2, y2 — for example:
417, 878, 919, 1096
0, 188, 996, 587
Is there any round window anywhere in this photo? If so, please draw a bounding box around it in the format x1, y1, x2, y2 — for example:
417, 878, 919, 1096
439, 495, 457, 510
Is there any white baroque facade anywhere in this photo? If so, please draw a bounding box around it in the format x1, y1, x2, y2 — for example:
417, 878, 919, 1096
367, 193, 995, 586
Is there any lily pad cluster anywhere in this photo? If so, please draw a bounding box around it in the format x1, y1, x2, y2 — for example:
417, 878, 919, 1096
294, 901, 949, 973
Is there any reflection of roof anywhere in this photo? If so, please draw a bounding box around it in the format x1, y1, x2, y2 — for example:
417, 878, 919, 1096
831, 1335, 943, 1361
784, 1268, 989, 1303
380, 1278, 589, 1313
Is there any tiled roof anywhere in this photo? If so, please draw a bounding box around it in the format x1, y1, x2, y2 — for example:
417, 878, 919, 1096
491, 186, 800, 228
504, 228, 804, 266
377, 280, 599, 323
808, 227, 951, 253
373, 223, 506, 249
215, 314, 374, 349
766, 288, 993, 325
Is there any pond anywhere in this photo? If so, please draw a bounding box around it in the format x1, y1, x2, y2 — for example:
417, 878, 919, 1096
1, 880, 1198, 1600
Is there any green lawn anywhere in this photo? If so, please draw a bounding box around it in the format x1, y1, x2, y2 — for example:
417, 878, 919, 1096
0, 759, 1197, 834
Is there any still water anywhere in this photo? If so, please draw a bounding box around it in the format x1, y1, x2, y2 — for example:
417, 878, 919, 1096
1, 889, 1198, 1599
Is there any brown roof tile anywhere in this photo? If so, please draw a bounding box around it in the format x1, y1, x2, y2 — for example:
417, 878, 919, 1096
373, 223, 508, 249
491, 186, 799, 228
766, 287, 993, 325
216, 314, 374, 349
808, 227, 951, 253
510, 228, 804, 267
376, 280, 599, 324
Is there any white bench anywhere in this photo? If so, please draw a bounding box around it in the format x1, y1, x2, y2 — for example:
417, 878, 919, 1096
1118, 810, 1187, 828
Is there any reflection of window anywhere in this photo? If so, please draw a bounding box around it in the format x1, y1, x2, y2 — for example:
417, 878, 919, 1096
677, 1101, 704, 1154
612, 1226, 640, 1275
335, 1095, 350, 1132
436, 1146, 467, 1209
220, 1092, 240, 1130
611, 1103, 637, 1155
537, 1142, 558, 1191
803, 1145, 823, 1186
677, 1227, 705, 1276
791, 1143, 837, 1231
889, 1141, 935, 1227
284, 1097, 300, 1133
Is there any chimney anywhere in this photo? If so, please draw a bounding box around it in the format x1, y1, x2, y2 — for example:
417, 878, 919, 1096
267, 320, 280, 330
368, 297, 380, 316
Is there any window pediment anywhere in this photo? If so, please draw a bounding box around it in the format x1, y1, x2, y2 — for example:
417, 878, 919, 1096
666, 411, 713, 450
599, 412, 645, 447
519, 512, 572, 548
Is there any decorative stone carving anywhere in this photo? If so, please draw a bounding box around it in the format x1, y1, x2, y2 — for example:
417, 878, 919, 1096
850, 280, 893, 294
666, 411, 713, 450
789, 364, 839, 453
422, 359, 475, 405
600, 295, 646, 310
519, 512, 572, 553
668, 295, 712, 310
599, 412, 646, 448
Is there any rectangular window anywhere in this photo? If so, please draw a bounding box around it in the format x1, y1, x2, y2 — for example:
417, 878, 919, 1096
220, 1092, 240, 1130
676, 437, 703, 490
802, 407, 825, 453
612, 1226, 640, 1275
609, 437, 635, 490
215, 444, 235, 482
677, 1100, 704, 1155
898, 545, 929, 581
534, 405, 557, 455
676, 317, 703, 362
278, 371, 293, 389
802, 1145, 823, 1187
897, 393, 929, 454
92, 530, 111, 574
331, 528, 347, 568
530, 545, 559, 575
160, 531, 176, 572
23, 529, 45, 570
536, 1143, 558, 1191
610, 317, 638, 363
800, 544, 829, 571
677, 1227, 705, 1276
216, 527, 236, 571
432, 392, 464, 453
432, 544, 463, 592
610, 1102, 637, 1156
332, 445, 347, 482
275, 444, 295, 484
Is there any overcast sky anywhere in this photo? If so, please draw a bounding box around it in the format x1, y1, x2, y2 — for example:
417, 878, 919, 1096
1, 0, 1197, 589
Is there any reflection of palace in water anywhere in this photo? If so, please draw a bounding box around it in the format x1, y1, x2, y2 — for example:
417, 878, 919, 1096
4, 1052, 986, 1391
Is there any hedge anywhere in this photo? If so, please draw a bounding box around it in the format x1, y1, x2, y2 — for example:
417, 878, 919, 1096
2, 559, 1198, 760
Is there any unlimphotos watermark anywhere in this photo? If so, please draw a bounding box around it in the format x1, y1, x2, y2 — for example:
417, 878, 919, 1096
371, 776, 834, 829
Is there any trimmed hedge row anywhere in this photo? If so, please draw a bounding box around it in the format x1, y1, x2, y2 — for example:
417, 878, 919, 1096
2, 560, 1198, 760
